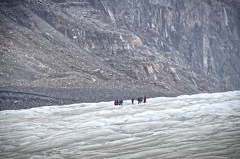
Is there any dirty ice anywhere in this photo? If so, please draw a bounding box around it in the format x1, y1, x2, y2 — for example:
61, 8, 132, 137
0, 91, 240, 159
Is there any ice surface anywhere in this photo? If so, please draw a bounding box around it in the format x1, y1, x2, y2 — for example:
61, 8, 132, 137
0, 91, 240, 159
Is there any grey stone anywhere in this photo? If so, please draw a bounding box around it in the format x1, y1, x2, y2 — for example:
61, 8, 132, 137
0, 0, 239, 110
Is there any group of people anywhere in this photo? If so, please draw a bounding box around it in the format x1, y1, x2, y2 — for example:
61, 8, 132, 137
136, 96, 147, 104
114, 96, 147, 105
114, 99, 123, 105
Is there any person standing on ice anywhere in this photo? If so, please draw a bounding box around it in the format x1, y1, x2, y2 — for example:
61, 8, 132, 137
131, 98, 134, 104
120, 99, 123, 105
114, 100, 118, 105
137, 97, 140, 104
143, 96, 147, 103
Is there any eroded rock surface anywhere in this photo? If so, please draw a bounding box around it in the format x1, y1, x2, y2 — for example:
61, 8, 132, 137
0, 0, 240, 109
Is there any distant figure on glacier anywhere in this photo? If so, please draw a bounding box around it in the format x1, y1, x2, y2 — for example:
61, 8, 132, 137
143, 96, 147, 103
131, 98, 134, 104
137, 97, 141, 104
114, 100, 118, 105
119, 99, 123, 105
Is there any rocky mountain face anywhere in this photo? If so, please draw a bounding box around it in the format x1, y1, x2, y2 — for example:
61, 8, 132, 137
0, 0, 240, 109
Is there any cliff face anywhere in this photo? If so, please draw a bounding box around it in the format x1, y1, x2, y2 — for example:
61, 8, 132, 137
0, 0, 240, 108
101, 0, 240, 90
